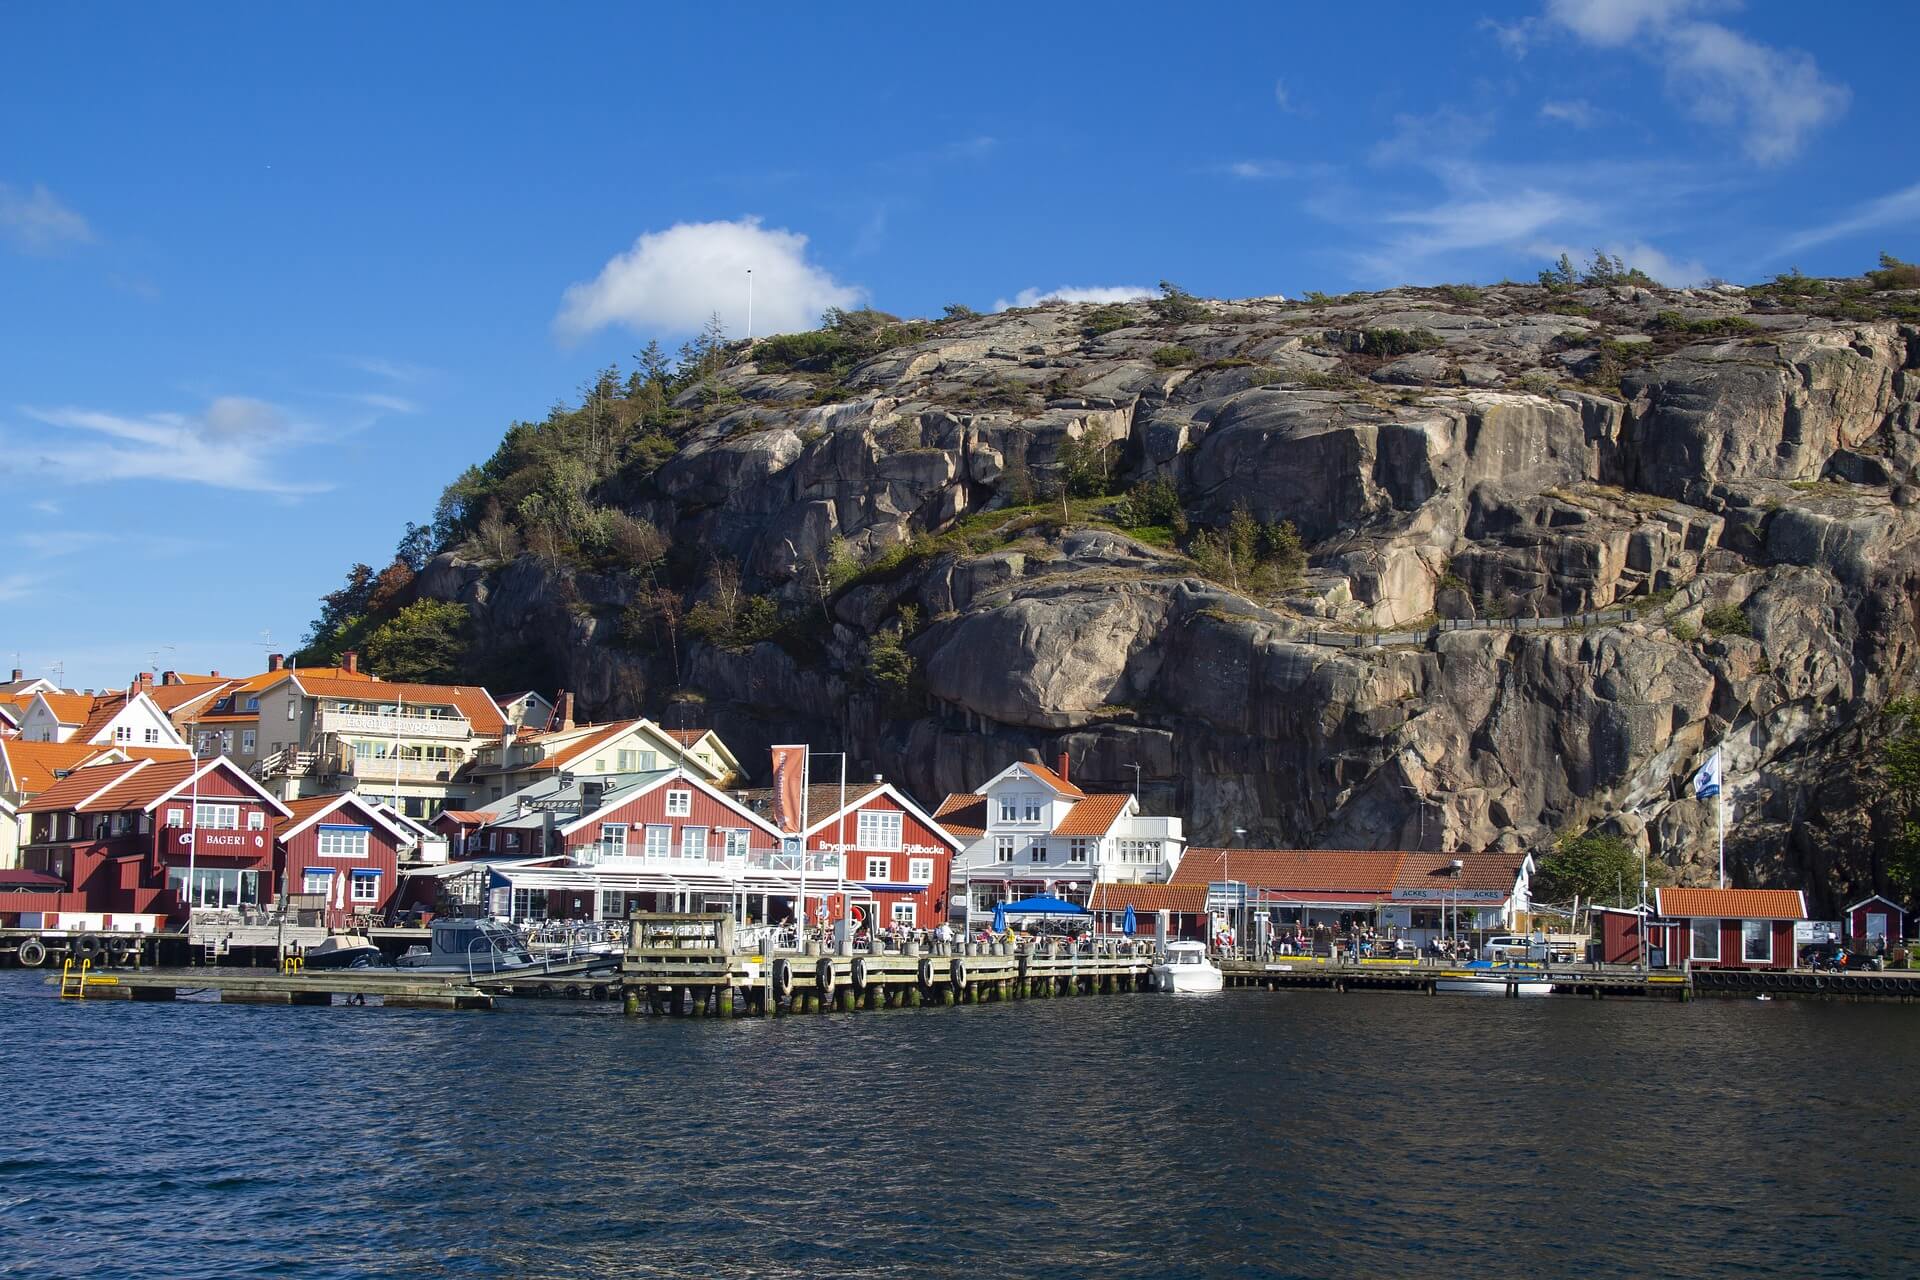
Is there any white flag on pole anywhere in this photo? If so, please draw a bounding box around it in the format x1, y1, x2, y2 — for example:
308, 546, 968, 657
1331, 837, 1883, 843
1692, 751, 1722, 800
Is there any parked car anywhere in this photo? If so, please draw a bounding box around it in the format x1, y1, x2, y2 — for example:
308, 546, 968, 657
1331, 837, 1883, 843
1800, 940, 1884, 972
1481, 934, 1548, 963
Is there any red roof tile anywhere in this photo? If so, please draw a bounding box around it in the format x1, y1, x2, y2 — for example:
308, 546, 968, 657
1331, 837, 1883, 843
21, 759, 152, 812
35, 692, 93, 725
74, 694, 130, 742
1172, 848, 1408, 894
0, 741, 128, 795
1019, 761, 1087, 800
291, 675, 505, 735
1656, 887, 1807, 920
1083, 883, 1207, 914
935, 794, 987, 838
1394, 853, 1529, 895
1052, 793, 1132, 837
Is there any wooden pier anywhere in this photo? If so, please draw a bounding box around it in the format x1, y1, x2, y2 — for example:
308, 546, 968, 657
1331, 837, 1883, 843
73, 968, 499, 1008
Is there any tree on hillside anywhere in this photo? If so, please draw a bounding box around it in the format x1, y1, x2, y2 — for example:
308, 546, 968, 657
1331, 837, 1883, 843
1876, 696, 1920, 898
363, 599, 472, 684
1534, 830, 1667, 907
296, 563, 378, 665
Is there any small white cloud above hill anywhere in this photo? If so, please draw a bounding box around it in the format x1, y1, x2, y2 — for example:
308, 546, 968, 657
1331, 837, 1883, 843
992, 285, 1155, 311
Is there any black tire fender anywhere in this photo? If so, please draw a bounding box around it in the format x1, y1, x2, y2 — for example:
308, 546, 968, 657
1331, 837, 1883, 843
17, 939, 46, 968
772, 957, 794, 1000
950, 956, 968, 987
815, 956, 836, 997
851, 956, 870, 992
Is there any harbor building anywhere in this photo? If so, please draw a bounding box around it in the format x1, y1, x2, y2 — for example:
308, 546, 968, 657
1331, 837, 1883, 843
1654, 887, 1807, 970
939, 755, 1186, 930
1846, 895, 1905, 949
275, 792, 417, 928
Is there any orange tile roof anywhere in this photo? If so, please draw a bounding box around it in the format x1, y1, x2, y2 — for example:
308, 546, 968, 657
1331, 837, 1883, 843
1656, 887, 1807, 920
35, 692, 93, 725
291, 674, 505, 735
0, 740, 124, 795
1019, 761, 1087, 800
21, 758, 153, 812
148, 680, 234, 714
1172, 848, 1409, 894
736, 782, 889, 826
273, 791, 384, 837
437, 809, 492, 824
664, 727, 711, 746
74, 694, 130, 742
1051, 793, 1132, 837
1394, 852, 1529, 895
935, 794, 987, 838
1083, 883, 1207, 915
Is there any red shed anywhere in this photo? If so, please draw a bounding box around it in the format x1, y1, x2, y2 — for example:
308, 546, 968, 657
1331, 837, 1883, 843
1845, 896, 1905, 949
1592, 905, 1683, 966
277, 793, 413, 927
1654, 887, 1806, 970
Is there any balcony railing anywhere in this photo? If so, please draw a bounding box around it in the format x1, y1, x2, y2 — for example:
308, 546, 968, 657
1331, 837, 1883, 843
575, 846, 846, 878
349, 753, 462, 781
318, 708, 471, 740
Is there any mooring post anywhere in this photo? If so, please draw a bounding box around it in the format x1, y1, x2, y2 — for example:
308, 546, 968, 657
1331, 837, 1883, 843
623, 987, 641, 1016
718, 987, 735, 1017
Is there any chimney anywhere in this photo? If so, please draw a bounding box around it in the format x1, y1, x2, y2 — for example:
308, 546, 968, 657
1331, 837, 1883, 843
210, 670, 220, 678
1056, 751, 1070, 782
161, 670, 177, 686
135, 671, 153, 692
342, 651, 358, 675
557, 691, 576, 732
268, 653, 284, 672
582, 779, 606, 811
8, 668, 19, 682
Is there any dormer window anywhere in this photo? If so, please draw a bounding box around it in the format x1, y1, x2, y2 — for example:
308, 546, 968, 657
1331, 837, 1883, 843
245, 697, 259, 712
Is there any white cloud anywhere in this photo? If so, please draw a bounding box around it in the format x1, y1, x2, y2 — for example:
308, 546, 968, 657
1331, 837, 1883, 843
10, 396, 328, 495
1539, 0, 1847, 164
0, 183, 93, 254
1223, 160, 1297, 180
1273, 79, 1297, 113
991, 285, 1156, 312
1534, 239, 1712, 286
1357, 188, 1591, 280
343, 356, 434, 383
1369, 108, 1494, 169
345, 392, 420, 414
1540, 99, 1600, 128
0, 573, 38, 603
1778, 180, 1920, 257
554, 216, 862, 341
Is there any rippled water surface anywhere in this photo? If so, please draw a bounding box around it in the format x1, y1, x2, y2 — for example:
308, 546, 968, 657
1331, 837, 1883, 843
2, 972, 1917, 1278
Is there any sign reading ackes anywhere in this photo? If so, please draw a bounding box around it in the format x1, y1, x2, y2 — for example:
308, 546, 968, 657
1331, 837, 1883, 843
1391, 888, 1508, 902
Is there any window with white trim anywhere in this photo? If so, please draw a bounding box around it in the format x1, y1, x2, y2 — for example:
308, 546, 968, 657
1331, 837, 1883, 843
241, 730, 255, 754
999, 797, 1018, 823
246, 810, 265, 830
317, 827, 369, 858
1690, 918, 1720, 962
617, 749, 638, 771
143, 727, 160, 744
857, 810, 902, 851
1022, 796, 1042, 823
165, 807, 185, 828
1069, 838, 1090, 863
1741, 919, 1772, 963
644, 825, 671, 858
908, 857, 934, 884
723, 829, 751, 858
865, 856, 891, 880
245, 697, 260, 712
890, 901, 916, 926
1028, 841, 1047, 863
351, 871, 381, 903
302, 868, 334, 895
194, 803, 239, 830
995, 837, 1015, 862
664, 789, 692, 816
220, 731, 233, 752
113, 725, 131, 743
682, 826, 708, 859
601, 890, 627, 918
600, 823, 628, 858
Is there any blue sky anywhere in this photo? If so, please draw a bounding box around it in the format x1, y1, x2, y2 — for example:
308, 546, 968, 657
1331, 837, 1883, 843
2, 0, 1915, 690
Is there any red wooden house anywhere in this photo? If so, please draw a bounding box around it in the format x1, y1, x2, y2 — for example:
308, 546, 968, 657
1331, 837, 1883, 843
18, 756, 292, 924
1654, 887, 1807, 970
790, 781, 963, 931
1845, 895, 1905, 950
277, 792, 414, 926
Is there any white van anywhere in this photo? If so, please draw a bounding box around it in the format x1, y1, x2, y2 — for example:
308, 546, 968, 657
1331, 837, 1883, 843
1481, 935, 1548, 963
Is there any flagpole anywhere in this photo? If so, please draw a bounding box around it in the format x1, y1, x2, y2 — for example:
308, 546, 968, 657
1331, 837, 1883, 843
1718, 788, 1726, 889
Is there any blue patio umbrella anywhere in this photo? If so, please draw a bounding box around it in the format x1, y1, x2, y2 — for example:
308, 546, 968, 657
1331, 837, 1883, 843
992, 904, 1007, 934
1122, 904, 1137, 936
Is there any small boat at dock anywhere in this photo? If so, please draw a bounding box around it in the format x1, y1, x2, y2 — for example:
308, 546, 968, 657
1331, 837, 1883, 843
395, 919, 541, 975
1152, 941, 1224, 993
1435, 961, 1553, 996
301, 934, 386, 971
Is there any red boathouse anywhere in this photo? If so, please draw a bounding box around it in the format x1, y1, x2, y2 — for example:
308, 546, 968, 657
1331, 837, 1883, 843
277, 792, 413, 926
1654, 887, 1807, 971
1845, 895, 1905, 949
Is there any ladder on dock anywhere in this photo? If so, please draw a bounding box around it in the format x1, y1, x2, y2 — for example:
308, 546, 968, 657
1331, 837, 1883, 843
59, 958, 119, 1000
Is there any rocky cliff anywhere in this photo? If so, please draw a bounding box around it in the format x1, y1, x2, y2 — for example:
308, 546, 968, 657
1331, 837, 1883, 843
401, 277, 1920, 911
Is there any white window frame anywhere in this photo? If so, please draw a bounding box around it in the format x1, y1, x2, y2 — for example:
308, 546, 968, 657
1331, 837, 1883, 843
908, 857, 934, 885
350, 871, 381, 903
1022, 796, 1042, 823
889, 901, 916, 927
241, 730, 256, 754
1069, 838, 1090, 864
246, 810, 265, 831
220, 731, 233, 752
317, 827, 369, 859
302, 868, 334, 895
601, 890, 627, 918
995, 836, 1015, 863
601, 823, 629, 857
194, 803, 239, 830
165, 807, 185, 828
113, 725, 131, 743
143, 727, 159, 744
681, 826, 708, 859
644, 824, 671, 858
1690, 917, 1721, 962
1027, 841, 1047, 863
723, 828, 751, 858
865, 856, 891, 881
664, 789, 692, 817
999, 797, 1018, 823
1741, 919, 1772, 964
857, 809, 903, 852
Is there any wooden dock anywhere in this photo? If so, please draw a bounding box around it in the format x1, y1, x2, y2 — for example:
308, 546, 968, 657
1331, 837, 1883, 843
67, 968, 498, 1009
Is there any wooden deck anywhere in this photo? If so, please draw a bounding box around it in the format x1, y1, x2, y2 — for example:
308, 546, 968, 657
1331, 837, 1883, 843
68, 969, 498, 1009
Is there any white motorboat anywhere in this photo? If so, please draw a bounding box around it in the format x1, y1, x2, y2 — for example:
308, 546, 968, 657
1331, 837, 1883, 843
1435, 962, 1553, 996
395, 919, 542, 975
301, 933, 386, 970
1152, 941, 1225, 993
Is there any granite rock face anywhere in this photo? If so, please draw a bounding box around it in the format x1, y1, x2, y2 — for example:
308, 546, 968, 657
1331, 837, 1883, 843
422, 283, 1920, 910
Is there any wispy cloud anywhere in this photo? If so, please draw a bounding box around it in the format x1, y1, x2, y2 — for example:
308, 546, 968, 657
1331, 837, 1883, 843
1539, 98, 1600, 128
14, 530, 207, 558
1272, 78, 1304, 115
0, 573, 38, 603
8, 396, 330, 495
1220, 159, 1300, 181
1777, 180, 1920, 258
341, 356, 435, 383
0, 183, 93, 255
992, 285, 1155, 312
343, 392, 421, 415
1532, 0, 1848, 164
